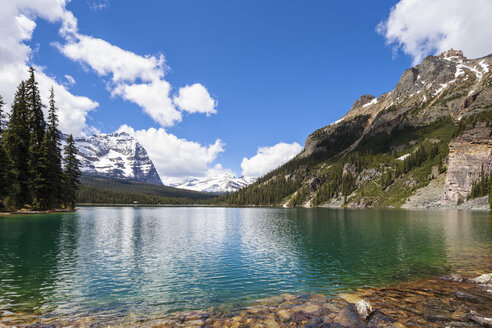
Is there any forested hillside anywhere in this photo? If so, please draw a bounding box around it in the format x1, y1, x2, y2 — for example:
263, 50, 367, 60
213, 50, 492, 209
78, 176, 217, 205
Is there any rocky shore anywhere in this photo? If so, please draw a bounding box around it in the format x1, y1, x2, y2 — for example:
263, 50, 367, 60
2, 273, 491, 328
0, 209, 74, 216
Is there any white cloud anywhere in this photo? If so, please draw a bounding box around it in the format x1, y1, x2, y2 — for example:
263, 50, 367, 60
118, 125, 225, 179
241, 142, 302, 178
174, 83, 217, 115
64, 74, 75, 85
114, 80, 182, 127
57, 33, 218, 127
0, 0, 217, 134
0, 0, 98, 135
58, 34, 165, 83
88, 0, 110, 11
378, 0, 492, 64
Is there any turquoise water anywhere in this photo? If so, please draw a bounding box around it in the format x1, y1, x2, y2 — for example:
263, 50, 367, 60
0, 207, 491, 321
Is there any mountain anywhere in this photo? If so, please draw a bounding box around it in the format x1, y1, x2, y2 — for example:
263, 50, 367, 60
217, 49, 492, 209
164, 173, 256, 193
69, 132, 163, 185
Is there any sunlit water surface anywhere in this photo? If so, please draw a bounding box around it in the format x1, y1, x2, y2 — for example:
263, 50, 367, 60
0, 207, 491, 321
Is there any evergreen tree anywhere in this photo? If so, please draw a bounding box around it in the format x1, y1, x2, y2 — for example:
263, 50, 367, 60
0, 143, 11, 207
4, 82, 31, 207
0, 96, 12, 207
26, 67, 45, 148
0, 95, 5, 133
33, 137, 50, 209
44, 88, 63, 208
63, 134, 81, 209
25, 67, 47, 205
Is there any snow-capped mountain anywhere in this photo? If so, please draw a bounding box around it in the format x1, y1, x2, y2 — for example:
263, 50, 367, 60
66, 131, 255, 192
69, 132, 162, 185
164, 173, 256, 193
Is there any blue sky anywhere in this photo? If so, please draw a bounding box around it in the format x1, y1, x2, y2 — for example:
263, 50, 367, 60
1, 0, 491, 181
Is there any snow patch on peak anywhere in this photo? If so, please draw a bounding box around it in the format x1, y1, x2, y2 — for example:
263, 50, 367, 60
397, 154, 410, 161
479, 60, 490, 74
362, 98, 378, 108
433, 82, 450, 96
329, 117, 344, 126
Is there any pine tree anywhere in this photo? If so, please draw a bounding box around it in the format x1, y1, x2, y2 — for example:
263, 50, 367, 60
4, 82, 31, 207
44, 88, 63, 208
26, 67, 45, 148
0, 95, 5, 133
33, 137, 50, 209
0, 96, 12, 207
0, 143, 11, 207
25, 67, 47, 206
63, 134, 81, 209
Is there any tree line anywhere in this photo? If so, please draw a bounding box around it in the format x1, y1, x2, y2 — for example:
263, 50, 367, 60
0, 67, 81, 211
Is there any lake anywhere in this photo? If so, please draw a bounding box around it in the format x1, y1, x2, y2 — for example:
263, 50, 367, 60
0, 207, 491, 324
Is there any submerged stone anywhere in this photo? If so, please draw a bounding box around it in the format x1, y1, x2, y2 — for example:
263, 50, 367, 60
355, 299, 373, 320
471, 273, 492, 284
333, 304, 363, 327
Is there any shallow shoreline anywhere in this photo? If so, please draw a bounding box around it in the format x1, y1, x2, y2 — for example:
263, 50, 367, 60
2, 272, 491, 327
0, 208, 75, 216
76, 203, 491, 211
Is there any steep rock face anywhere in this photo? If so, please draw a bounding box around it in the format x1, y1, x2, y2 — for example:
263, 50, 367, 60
443, 123, 492, 204
72, 132, 162, 185
351, 95, 376, 110
303, 114, 370, 157
302, 50, 492, 158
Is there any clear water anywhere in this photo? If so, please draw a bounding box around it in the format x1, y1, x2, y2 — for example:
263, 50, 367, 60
0, 207, 491, 321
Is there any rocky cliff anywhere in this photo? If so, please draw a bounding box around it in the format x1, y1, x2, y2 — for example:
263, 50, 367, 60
443, 123, 492, 204
223, 50, 492, 208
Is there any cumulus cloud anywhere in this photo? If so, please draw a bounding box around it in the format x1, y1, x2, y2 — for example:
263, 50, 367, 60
56, 30, 217, 127
0, 0, 98, 135
114, 80, 182, 127
241, 142, 302, 178
378, 0, 492, 64
118, 125, 225, 179
58, 34, 165, 83
174, 83, 217, 115
1, 0, 218, 134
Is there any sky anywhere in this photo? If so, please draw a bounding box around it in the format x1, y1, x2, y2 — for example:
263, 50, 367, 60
1, 0, 491, 183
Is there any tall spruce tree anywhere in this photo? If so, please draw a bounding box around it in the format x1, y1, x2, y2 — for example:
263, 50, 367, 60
4, 82, 31, 207
63, 134, 81, 209
0, 142, 11, 207
44, 88, 63, 208
0, 95, 5, 133
0, 95, 12, 206
25, 67, 47, 207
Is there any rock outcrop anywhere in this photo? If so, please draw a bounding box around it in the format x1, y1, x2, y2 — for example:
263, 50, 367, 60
443, 123, 492, 204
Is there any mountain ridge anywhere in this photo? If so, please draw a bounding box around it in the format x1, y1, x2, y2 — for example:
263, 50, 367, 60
216, 49, 492, 209
165, 174, 256, 193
